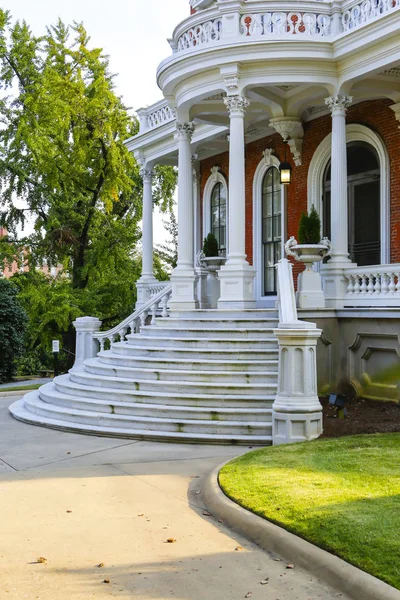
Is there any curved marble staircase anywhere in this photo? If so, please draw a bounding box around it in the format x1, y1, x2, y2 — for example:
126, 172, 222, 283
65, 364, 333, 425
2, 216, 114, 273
10, 309, 279, 445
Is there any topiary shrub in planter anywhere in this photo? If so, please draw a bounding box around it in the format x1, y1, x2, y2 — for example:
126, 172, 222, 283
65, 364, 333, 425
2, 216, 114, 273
298, 205, 321, 244
202, 232, 219, 257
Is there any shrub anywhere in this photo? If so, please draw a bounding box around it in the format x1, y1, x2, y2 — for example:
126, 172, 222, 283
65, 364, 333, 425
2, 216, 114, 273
202, 232, 219, 257
0, 279, 27, 382
298, 205, 321, 244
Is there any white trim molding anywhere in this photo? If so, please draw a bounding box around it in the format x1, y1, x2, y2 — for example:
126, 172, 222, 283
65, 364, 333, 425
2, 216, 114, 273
253, 149, 284, 307
307, 123, 390, 265
202, 167, 228, 250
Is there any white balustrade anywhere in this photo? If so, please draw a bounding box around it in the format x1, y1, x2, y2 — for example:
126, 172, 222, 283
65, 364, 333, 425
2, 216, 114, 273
344, 265, 400, 306
147, 105, 175, 129
174, 0, 400, 54
177, 18, 222, 51
93, 283, 172, 351
342, 0, 400, 32
240, 12, 332, 37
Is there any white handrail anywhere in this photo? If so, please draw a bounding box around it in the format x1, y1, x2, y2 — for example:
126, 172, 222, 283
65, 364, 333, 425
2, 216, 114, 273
275, 258, 315, 329
93, 282, 172, 351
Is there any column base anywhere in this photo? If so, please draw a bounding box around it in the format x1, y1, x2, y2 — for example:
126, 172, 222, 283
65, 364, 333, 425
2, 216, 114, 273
296, 268, 326, 309
170, 267, 199, 311
321, 261, 357, 309
272, 410, 323, 445
217, 263, 256, 309
136, 276, 158, 309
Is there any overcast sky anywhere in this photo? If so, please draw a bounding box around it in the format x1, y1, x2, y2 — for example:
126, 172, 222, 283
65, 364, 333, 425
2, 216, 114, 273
4, 0, 189, 241
3, 0, 189, 110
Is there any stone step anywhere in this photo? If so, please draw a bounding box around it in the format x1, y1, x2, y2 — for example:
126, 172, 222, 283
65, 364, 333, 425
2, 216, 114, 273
39, 384, 273, 422
170, 309, 278, 320
53, 375, 274, 407
18, 392, 273, 438
125, 335, 279, 350
69, 371, 277, 397
154, 317, 278, 329
10, 395, 272, 445
111, 343, 279, 361
142, 326, 277, 339
84, 358, 278, 384
98, 351, 278, 372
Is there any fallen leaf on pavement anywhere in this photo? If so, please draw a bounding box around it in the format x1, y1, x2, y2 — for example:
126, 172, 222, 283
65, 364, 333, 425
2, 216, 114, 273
103, 579, 110, 584
286, 564, 295, 569
37, 557, 47, 564
245, 593, 252, 598
234, 546, 243, 551
167, 538, 177, 543
138, 514, 144, 517
66, 510, 72, 513
202, 511, 212, 516
97, 563, 105, 568
260, 579, 269, 585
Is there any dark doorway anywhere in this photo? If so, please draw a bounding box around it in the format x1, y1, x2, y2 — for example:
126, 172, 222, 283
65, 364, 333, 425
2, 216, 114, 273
323, 142, 381, 266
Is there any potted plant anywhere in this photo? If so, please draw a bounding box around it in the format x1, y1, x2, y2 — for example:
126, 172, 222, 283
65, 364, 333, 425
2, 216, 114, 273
198, 232, 226, 309
200, 232, 226, 272
284, 206, 332, 309
285, 205, 331, 265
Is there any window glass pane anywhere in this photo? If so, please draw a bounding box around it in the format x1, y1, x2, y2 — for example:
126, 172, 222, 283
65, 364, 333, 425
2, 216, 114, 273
219, 200, 226, 227
262, 167, 280, 294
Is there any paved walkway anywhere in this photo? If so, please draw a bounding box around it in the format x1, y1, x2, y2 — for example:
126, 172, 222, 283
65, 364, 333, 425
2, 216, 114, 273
0, 395, 350, 600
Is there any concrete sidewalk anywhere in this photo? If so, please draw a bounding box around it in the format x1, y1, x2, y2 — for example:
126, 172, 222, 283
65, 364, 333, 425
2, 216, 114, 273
1, 396, 350, 600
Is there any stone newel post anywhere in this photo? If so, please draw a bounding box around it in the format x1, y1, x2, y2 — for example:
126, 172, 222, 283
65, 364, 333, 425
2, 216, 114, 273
272, 326, 323, 445
71, 316, 102, 372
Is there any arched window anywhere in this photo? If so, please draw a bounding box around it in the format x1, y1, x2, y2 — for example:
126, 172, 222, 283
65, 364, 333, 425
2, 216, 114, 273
210, 182, 227, 256
262, 167, 281, 294
323, 141, 380, 266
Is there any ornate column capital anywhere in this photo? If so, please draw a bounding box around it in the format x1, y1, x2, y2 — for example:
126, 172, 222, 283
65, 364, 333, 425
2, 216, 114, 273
176, 121, 195, 141
224, 95, 250, 117
139, 167, 154, 182
325, 95, 353, 116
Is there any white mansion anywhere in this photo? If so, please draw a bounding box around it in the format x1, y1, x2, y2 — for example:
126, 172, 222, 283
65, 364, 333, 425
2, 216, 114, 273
11, 0, 400, 444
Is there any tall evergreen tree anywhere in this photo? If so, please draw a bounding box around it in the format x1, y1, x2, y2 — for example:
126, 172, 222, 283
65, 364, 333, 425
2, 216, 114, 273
0, 278, 27, 382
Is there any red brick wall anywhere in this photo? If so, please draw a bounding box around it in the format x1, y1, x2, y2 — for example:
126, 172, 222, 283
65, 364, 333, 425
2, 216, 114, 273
199, 99, 400, 275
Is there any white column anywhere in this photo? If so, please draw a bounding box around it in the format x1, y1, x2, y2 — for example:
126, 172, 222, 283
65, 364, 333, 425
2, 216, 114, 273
218, 95, 255, 309
170, 122, 198, 310
136, 166, 156, 308
321, 95, 356, 308
325, 95, 352, 263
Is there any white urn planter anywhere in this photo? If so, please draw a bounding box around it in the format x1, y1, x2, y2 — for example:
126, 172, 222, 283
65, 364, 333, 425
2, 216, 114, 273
199, 254, 227, 309
285, 237, 332, 309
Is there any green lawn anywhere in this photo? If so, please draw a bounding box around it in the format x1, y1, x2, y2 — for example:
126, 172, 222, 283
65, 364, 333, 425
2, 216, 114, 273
219, 434, 400, 589
0, 384, 42, 392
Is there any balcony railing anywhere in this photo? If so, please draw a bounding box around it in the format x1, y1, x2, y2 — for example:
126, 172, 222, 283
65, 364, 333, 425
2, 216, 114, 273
171, 0, 400, 53
344, 264, 400, 307
136, 100, 176, 133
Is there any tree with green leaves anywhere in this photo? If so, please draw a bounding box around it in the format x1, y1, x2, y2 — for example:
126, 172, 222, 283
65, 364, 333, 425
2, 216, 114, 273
0, 10, 176, 289
0, 10, 177, 358
0, 278, 27, 382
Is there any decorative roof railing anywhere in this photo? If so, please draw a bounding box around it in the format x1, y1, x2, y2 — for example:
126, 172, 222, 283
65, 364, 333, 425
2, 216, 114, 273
171, 0, 400, 53
136, 100, 176, 133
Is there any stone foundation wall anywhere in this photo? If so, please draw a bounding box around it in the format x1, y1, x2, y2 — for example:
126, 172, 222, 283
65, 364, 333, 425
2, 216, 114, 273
303, 314, 400, 402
